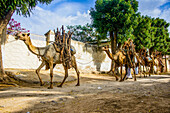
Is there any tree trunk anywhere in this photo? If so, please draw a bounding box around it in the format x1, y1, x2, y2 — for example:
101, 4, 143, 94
113, 31, 117, 54
110, 31, 114, 55
109, 31, 114, 72
109, 30, 117, 73
0, 10, 14, 81
0, 36, 5, 81
165, 54, 167, 72
110, 30, 117, 55
118, 42, 121, 50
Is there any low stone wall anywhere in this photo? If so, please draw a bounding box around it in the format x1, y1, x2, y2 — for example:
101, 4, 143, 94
4, 35, 111, 73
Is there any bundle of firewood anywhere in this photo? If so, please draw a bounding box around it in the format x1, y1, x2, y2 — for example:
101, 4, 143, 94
54, 25, 73, 68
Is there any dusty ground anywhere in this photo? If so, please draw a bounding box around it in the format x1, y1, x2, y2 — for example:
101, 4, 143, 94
0, 69, 170, 113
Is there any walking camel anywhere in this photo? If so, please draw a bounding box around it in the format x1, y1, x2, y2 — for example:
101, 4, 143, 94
101, 45, 137, 81
152, 51, 164, 74
139, 48, 156, 77
122, 39, 145, 78
15, 32, 80, 89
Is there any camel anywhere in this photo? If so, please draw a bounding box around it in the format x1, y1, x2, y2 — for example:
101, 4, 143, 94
15, 33, 80, 89
139, 48, 156, 77
122, 39, 145, 78
152, 51, 164, 74
101, 45, 137, 81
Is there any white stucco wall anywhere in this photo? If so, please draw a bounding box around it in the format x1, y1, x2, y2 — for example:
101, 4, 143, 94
4, 35, 111, 73
4, 35, 46, 69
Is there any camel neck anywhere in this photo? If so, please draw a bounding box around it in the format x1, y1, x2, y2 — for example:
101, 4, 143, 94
24, 38, 40, 56
105, 50, 114, 60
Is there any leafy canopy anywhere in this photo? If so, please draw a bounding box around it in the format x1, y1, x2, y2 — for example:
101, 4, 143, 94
90, 0, 138, 33
90, 0, 139, 50
133, 15, 153, 50
67, 24, 109, 44
150, 17, 169, 53
0, 0, 53, 19
133, 15, 170, 54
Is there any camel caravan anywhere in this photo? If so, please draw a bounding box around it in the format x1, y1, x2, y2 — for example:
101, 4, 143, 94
15, 26, 164, 89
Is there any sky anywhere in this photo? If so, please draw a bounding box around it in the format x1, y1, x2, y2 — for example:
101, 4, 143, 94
12, 0, 170, 35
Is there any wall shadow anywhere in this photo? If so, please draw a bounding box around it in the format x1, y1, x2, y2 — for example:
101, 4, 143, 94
83, 44, 106, 72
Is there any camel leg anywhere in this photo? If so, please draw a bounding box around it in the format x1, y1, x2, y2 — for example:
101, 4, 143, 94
74, 64, 80, 86
155, 65, 158, 74
119, 65, 124, 82
144, 66, 146, 77
122, 64, 128, 81
58, 66, 68, 87
138, 65, 142, 78
48, 59, 54, 89
138, 64, 142, 78
73, 61, 80, 86
35, 61, 45, 86
148, 66, 151, 76
146, 66, 149, 77
142, 65, 144, 77
141, 65, 144, 77
139, 65, 141, 78
120, 66, 123, 81
146, 66, 148, 77
112, 63, 119, 81
132, 67, 136, 81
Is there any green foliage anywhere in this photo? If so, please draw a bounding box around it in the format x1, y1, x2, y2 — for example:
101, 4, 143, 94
90, 0, 139, 44
133, 15, 170, 54
133, 15, 153, 50
0, 0, 53, 19
67, 23, 109, 43
166, 37, 170, 55
151, 18, 170, 54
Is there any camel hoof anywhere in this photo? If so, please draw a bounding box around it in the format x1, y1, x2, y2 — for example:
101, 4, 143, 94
40, 82, 44, 86
119, 79, 124, 82
116, 78, 119, 81
76, 84, 80, 86
48, 86, 53, 89
57, 85, 62, 87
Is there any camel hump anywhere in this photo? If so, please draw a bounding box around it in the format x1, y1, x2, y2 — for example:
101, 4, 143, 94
71, 45, 76, 55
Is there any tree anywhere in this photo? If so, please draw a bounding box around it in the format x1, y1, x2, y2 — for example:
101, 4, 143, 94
0, 0, 53, 81
67, 24, 95, 42
133, 16, 170, 55
67, 23, 109, 44
90, 0, 138, 54
133, 15, 153, 51
150, 18, 169, 54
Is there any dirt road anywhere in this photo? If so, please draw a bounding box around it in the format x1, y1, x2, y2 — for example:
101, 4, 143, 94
0, 70, 169, 113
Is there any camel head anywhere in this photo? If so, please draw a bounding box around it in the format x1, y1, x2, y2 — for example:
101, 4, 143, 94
140, 49, 147, 57
122, 41, 130, 50
15, 33, 30, 42
101, 45, 110, 51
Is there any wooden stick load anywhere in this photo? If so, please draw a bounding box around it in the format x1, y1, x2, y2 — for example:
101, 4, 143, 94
54, 25, 73, 69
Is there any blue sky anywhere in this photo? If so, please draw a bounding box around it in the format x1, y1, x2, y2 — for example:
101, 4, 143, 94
12, 0, 170, 35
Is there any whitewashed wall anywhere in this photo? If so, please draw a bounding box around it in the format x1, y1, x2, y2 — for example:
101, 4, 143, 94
4, 35, 46, 69
4, 35, 111, 73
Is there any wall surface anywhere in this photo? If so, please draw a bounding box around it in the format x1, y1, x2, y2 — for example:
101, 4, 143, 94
4, 35, 111, 73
